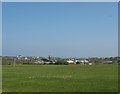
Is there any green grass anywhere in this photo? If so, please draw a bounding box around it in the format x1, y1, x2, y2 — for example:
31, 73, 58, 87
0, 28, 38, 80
0, 65, 2, 93
2, 64, 118, 92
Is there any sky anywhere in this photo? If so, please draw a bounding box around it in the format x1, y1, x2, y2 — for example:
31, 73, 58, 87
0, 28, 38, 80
1, 0, 119, 2
0, 2, 2, 56
2, 2, 118, 58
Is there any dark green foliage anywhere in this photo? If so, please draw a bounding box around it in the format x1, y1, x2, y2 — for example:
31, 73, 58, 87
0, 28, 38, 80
55, 60, 68, 65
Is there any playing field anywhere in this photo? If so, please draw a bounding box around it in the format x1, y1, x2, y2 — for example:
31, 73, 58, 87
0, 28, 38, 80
2, 64, 118, 92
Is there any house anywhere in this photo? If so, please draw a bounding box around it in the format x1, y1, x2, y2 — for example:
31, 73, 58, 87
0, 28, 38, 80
17, 55, 22, 60
88, 63, 92, 65
102, 60, 113, 64
25, 57, 28, 60
75, 60, 80, 64
80, 60, 89, 65
67, 60, 76, 64
41, 58, 54, 64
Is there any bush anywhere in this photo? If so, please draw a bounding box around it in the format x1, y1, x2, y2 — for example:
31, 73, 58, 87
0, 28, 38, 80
55, 60, 68, 65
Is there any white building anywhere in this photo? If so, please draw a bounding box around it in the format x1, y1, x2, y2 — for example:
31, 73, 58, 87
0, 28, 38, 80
80, 60, 89, 65
88, 63, 92, 65
67, 60, 76, 64
25, 57, 28, 60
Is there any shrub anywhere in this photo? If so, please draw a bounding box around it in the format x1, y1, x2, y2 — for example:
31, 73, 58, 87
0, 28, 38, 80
55, 60, 68, 65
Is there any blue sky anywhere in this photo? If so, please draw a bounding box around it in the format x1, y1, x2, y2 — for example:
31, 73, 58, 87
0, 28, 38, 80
2, 2, 118, 58
0, 2, 2, 56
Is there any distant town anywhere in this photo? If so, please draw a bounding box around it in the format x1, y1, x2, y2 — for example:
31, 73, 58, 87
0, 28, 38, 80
1, 55, 119, 65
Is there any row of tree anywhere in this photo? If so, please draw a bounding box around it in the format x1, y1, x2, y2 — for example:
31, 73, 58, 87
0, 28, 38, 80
2, 56, 119, 65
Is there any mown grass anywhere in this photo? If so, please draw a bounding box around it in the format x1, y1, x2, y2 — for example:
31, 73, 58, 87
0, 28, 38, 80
2, 64, 118, 92
0, 65, 2, 93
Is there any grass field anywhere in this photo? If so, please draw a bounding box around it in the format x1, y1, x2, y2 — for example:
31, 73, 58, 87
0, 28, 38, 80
0, 65, 2, 93
2, 64, 118, 92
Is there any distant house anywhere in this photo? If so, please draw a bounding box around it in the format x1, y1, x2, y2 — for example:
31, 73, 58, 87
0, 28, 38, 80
102, 60, 113, 64
75, 60, 80, 64
80, 60, 89, 65
17, 55, 22, 60
88, 63, 92, 65
25, 57, 28, 60
67, 60, 76, 64
41, 58, 54, 64
34, 60, 44, 64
